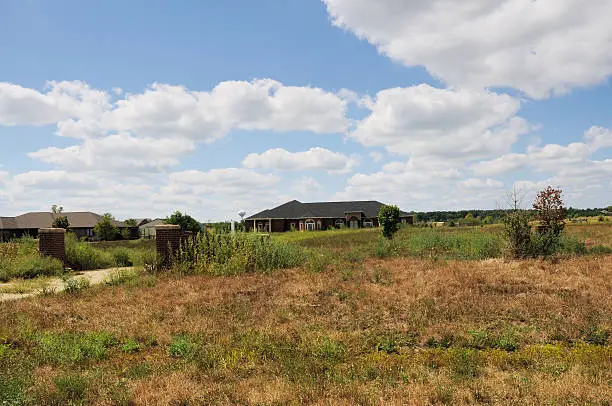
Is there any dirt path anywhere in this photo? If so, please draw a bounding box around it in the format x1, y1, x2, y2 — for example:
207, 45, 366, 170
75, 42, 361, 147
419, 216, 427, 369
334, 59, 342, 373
0, 267, 135, 302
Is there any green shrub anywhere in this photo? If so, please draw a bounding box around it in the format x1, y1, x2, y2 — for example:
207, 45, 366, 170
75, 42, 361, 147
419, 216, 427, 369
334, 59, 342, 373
530, 230, 562, 258
168, 335, 197, 359
61, 274, 90, 293
379, 204, 401, 239
121, 338, 141, 353
503, 211, 532, 259
112, 248, 133, 267
65, 233, 114, 270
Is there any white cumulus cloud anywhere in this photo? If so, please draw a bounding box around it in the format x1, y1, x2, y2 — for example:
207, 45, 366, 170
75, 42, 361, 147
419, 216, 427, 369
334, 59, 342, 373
324, 0, 612, 98
242, 147, 360, 174
351, 84, 529, 161
0, 81, 110, 126
28, 133, 195, 172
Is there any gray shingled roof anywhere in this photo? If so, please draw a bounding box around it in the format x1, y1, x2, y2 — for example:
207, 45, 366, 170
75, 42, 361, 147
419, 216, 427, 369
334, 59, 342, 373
0, 212, 126, 230
139, 219, 166, 229
246, 200, 412, 220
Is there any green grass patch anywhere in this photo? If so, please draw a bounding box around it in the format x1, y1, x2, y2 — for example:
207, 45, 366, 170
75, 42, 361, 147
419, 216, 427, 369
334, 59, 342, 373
36, 331, 117, 365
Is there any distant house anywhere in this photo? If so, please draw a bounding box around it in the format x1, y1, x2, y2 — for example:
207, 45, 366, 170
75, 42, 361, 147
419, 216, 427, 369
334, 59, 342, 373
139, 219, 166, 239
0, 212, 127, 241
245, 200, 414, 233
132, 218, 152, 227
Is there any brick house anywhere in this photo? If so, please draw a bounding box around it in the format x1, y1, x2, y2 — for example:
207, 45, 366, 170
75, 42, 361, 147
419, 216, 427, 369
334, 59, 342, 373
245, 200, 414, 233
0, 212, 128, 241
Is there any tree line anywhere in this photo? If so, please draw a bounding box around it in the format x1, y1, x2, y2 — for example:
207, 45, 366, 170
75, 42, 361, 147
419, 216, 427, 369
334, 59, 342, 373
413, 206, 610, 224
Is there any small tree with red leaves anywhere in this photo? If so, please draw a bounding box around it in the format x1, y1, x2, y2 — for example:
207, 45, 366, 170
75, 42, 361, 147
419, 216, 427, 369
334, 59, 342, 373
533, 186, 566, 235
532, 186, 566, 257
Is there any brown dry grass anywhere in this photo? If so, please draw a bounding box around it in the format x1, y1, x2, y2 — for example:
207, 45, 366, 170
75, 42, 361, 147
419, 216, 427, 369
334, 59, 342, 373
1, 255, 610, 405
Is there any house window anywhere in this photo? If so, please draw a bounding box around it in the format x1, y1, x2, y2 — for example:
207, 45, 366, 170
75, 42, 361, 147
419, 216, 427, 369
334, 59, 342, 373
335, 219, 344, 228
363, 220, 374, 228
258, 222, 264, 232
299, 222, 304, 231
316, 220, 322, 230
305, 219, 315, 231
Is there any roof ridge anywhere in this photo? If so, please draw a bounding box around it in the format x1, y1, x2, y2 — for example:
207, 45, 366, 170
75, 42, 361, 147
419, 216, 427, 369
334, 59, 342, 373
303, 200, 381, 204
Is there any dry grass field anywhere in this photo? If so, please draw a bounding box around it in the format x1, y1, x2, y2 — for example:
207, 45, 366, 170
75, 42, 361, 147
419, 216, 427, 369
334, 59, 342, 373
0, 224, 610, 404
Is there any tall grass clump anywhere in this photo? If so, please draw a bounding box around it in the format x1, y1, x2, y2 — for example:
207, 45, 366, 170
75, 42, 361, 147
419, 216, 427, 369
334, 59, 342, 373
65, 233, 114, 270
172, 232, 305, 275
0, 236, 63, 281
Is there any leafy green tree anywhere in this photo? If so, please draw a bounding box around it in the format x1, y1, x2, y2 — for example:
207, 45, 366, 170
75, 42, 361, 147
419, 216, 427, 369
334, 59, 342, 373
94, 214, 120, 241
503, 210, 532, 259
51, 205, 63, 214
124, 218, 138, 227
607, 206, 612, 212
378, 205, 400, 239
52, 216, 70, 229
165, 211, 202, 234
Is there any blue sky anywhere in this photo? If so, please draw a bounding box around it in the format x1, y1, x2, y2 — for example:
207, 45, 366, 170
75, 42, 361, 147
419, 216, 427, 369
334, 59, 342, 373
0, 0, 611, 220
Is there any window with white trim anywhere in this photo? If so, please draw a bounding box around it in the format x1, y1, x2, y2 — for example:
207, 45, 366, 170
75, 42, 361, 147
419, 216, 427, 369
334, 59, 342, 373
305, 219, 315, 231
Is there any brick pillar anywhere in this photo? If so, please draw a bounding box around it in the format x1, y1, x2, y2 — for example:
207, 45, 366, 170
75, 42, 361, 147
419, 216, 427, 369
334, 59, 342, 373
39, 228, 66, 264
155, 224, 181, 267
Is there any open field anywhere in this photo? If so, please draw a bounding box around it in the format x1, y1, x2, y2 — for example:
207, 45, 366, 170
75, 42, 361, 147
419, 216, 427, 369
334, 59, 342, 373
276, 223, 612, 260
0, 224, 611, 404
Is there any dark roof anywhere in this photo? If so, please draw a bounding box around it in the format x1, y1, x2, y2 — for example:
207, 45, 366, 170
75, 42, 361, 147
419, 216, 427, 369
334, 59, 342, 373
131, 218, 151, 227
139, 219, 165, 229
0, 217, 18, 229
246, 200, 412, 220
0, 212, 126, 230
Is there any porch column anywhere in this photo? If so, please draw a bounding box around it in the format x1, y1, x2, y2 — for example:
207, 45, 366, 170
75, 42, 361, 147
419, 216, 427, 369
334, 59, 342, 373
268, 218, 272, 233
